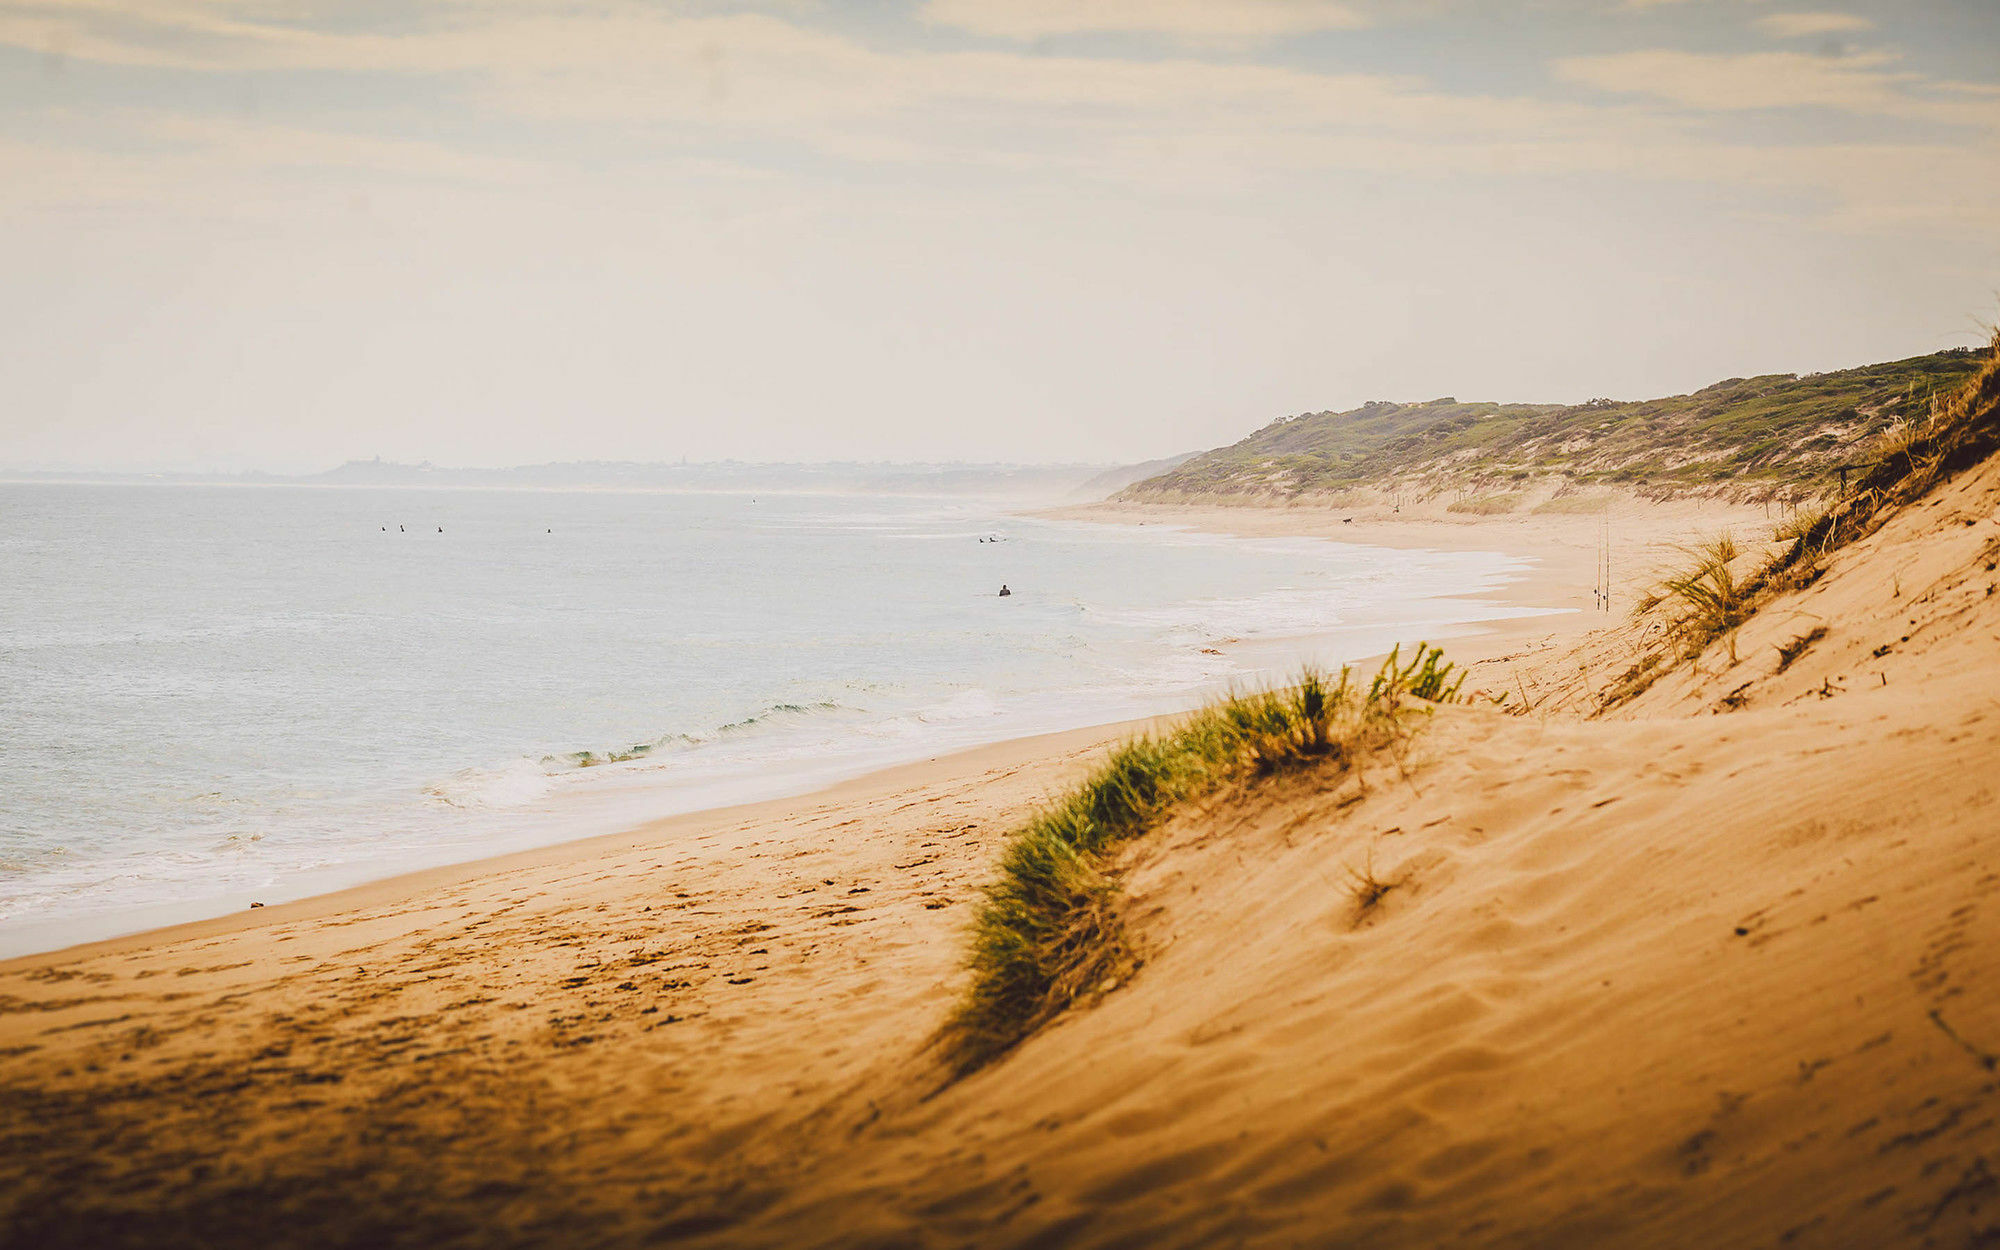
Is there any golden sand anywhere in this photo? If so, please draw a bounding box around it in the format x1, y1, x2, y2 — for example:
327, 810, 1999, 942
5, 484, 1996, 1248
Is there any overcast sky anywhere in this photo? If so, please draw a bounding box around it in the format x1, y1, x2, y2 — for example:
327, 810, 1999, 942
3, 0, 1997, 472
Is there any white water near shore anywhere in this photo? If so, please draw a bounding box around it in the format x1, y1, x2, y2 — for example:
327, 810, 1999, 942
0, 482, 1557, 954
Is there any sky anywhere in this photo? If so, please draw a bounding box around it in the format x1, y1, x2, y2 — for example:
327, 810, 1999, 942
2, 1, 1997, 472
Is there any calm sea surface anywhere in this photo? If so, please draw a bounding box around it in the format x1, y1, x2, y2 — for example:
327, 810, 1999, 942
0, 483, 1547, 953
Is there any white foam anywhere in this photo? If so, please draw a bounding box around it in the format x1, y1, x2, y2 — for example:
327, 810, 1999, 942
426, 758, 558, 809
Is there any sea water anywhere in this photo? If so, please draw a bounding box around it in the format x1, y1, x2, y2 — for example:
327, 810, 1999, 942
0, 483, 1551, 954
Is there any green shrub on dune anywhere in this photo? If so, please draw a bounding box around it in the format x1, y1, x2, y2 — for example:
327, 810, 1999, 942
942, 646, 1459, 1073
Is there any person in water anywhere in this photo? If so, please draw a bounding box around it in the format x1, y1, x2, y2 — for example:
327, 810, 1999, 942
999, 584, 1011, 597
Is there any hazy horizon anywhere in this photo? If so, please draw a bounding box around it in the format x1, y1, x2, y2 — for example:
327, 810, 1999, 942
4, 0, 1997, 474
2, 452, 1147, 477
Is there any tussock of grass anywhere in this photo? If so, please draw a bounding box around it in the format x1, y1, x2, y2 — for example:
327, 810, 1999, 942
1656, 535, 1748, 659
1605, 534, 1747, 708
1375, 640, 1468, 703
941, 648, 1458, 1074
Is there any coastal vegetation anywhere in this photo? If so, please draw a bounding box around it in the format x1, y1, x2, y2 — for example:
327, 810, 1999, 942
1122, 348, 1985, 504
1651, 535, 1750, 661
1606, 331, 2000, 708
942, 645, 1462, 1073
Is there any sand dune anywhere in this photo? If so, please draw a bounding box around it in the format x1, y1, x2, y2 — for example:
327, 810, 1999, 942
717, 452, 2000, 1247
4, 456, 1998, 1246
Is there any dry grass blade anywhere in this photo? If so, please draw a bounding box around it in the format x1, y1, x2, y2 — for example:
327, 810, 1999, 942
1774, 625, 1829, 673
1346, 854, 1399, 917
1773, 502, 1831, 545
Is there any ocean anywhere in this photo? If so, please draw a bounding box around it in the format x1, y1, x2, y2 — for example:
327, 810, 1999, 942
0, 482, 1548, 954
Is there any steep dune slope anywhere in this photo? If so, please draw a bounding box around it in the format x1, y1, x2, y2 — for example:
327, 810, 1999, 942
710, 374, 2000, 1247
1480, 340, 2000, 722
737, 683, 2000, 1248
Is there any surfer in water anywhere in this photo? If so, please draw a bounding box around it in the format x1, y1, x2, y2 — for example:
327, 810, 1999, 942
999, 584, 1011, 597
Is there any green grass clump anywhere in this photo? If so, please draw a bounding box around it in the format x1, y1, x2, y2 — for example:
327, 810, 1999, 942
941, 648, 1459, 1074
1373, 641, 1467, 703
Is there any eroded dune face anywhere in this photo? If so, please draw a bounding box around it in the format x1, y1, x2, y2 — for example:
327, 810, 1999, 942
5, 406, 2000, 1249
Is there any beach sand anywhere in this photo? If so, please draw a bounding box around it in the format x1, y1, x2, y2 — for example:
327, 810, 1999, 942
6, 484, 1997, 1248
1041, 493, 1776, 659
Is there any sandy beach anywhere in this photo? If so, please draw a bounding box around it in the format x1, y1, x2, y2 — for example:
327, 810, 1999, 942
1041, 493, 1777, 662
6, 482, 1998, 1248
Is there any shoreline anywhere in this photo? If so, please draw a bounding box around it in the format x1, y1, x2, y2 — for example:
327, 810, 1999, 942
0, 716, 1162, 973
0, 496, 1760, 969
10, 484, 1922, 1250
1039, 493, 1774, 662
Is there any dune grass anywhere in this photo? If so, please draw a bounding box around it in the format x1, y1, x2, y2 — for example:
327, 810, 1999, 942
1657, 535, 1749, 659
939, 646, 1458, 1075
1772, 501, 1832, 546
1767, 329, 2000, 574
1604, 331, 1999, 712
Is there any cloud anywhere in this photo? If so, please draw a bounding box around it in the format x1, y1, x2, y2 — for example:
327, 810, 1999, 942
917, 0, 1365, 42
0, 5, 1578, 139
1554, 49, 2000, 129
2, 0, 1995, 249
1755, 12, 1876, 39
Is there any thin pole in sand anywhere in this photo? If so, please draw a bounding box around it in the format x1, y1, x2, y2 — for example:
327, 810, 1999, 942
1593, 505, 1612, 613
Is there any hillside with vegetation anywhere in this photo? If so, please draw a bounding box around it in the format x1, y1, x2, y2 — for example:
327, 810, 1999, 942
1122, 348, 1984, 506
